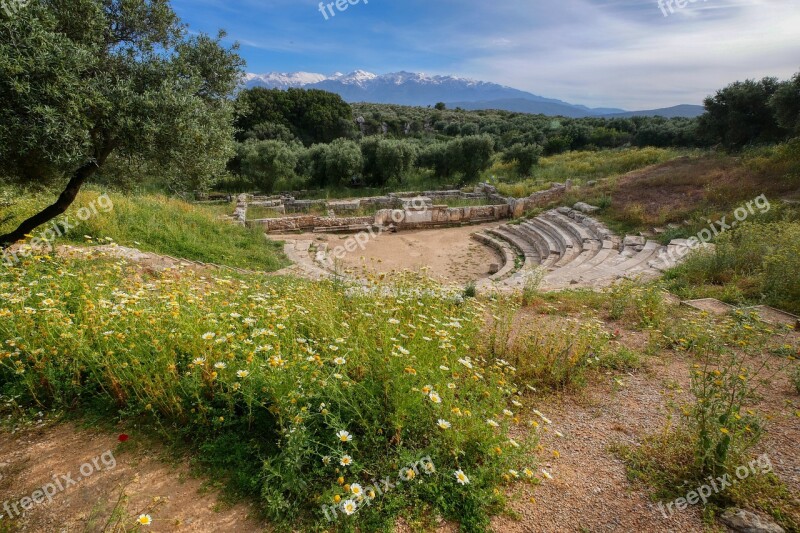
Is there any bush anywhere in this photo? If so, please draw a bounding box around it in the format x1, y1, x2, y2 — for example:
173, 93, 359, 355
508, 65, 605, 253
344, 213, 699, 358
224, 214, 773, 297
502, 143, 543, 176
608, 281, 666, 330
237, 139, 300, 193
0, 261, 542, 531
507, 316, 610, 390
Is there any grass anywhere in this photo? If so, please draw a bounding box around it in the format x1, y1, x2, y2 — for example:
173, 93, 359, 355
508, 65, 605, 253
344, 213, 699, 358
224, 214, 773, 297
664, 220, 800, 314
0, 257, 542, 531
492, 147, 685, 197
0, 187, 288, 271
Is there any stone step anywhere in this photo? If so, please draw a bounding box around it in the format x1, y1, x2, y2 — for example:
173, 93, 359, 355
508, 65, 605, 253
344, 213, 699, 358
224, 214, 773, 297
516, 223, 561, 268
544, 210, 598, 244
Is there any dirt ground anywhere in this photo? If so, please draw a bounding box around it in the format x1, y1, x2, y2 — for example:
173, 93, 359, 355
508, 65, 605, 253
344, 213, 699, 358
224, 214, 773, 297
279, 222, 504, 284
0, 425, 264, 532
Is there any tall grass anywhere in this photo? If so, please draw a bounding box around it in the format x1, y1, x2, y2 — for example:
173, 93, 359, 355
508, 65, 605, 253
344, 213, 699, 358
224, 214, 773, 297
0, 259, 542, 531
665, 221, 800, 314
493, 147, 684, 197
1, 187, 288, 271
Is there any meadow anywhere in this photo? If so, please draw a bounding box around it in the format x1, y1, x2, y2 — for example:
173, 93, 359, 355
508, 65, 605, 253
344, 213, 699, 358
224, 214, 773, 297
0, 187, 288, 271
0, 256, 547, 531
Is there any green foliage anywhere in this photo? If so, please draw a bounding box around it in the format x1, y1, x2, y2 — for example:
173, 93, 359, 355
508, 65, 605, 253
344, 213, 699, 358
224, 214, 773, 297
769, 72, 800, 136
0, 263, 539, 530
237, 140, 300, 193
235, 88, 356, 146
665, 221, 800, 314
0, 0, 241, 189
324, 139, 364, 187
361, 138, 418, 186
792, 364, 800, 395
616, 311, 799, 530
660, 310, 790, 479
698, 76, 790, 149
608, 281, 667, 330
446, 135, 495, 180
507, 316, 611, 390
502, 143, 543, 175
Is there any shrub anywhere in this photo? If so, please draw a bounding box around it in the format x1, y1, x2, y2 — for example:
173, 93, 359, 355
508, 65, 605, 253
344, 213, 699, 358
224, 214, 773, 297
608, 281, 666, 330
507, 316, 610, 390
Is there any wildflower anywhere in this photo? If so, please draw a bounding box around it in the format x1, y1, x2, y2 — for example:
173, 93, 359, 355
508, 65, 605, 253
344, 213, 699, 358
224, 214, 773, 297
214, 362, 226, 369
523, 468, 534, 478
437, 419, 451, 430
454, 469, 470, 485
428, 391, 442, 404
503, 409, 513, 417
541, 469, 553, 480
333, 356, 347, 366
532, 409, 552, 424
322, 456, 331, 465
422, 462, 436, 474
337, 430, 353, 443
388, 318, 400, 325
341, 499, 357, 515
487, 419, 500, 428
340, 455, 353, 467
512, 400, 523, 408
401, 468, 416, 481
447, 383, 456, 390
350, 483, 363, 496
137, 514, 152, 525
192, 357, 206, 366
202, 332, 216, 340
236, 370, 249, 378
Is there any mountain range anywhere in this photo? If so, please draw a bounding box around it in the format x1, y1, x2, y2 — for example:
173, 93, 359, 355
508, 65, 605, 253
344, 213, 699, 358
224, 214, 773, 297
242, 71, 704, 119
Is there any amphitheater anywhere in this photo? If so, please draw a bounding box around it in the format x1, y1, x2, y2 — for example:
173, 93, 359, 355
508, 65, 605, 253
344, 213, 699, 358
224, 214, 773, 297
233, 182, 707, 290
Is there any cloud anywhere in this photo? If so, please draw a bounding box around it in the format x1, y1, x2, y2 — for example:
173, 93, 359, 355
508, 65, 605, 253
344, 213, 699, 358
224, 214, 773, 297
173, 0, 800, 109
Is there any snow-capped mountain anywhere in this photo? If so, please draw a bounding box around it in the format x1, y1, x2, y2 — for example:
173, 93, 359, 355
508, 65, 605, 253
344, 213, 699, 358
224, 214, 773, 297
243, 72, 328, 90
242, 70, 703, 118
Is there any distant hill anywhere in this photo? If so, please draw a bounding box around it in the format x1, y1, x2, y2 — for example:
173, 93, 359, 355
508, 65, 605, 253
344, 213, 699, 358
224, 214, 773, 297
243, 70, 702, 119
600, 104, 705, 119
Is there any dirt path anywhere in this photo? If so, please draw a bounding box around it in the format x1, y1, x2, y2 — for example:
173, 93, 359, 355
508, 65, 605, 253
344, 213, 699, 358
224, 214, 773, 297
0, 424, 264, 532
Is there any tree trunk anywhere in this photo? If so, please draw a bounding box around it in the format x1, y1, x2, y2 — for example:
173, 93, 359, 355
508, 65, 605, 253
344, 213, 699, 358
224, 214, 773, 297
0, 148, 113, 248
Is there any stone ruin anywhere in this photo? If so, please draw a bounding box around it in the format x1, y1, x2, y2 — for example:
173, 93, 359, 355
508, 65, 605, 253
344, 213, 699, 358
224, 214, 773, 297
233, 182, 575, 233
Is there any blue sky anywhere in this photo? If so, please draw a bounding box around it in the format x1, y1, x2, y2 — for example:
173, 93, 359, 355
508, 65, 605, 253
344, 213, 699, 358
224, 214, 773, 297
171, 0, 800, 110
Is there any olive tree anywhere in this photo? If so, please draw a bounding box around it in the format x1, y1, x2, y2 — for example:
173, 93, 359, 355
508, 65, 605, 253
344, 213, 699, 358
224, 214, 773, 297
0, 0, 243, 247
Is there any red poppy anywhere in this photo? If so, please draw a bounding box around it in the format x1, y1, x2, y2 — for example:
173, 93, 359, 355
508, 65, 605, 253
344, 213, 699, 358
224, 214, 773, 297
118, 434, 129, 442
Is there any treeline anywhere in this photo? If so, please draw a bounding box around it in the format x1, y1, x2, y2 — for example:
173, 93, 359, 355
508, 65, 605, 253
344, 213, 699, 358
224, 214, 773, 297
228, 70, 800, 192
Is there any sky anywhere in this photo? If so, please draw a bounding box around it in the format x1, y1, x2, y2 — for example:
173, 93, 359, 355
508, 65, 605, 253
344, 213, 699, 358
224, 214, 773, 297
171, 0, 800, 110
